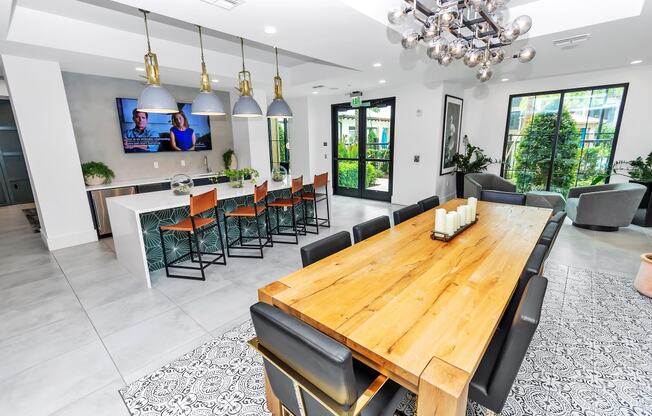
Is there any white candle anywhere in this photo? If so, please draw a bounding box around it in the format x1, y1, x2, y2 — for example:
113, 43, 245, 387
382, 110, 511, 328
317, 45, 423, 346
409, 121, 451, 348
445, 212, 457, 236
434, 209, 447, 234
457, 206, 467, 227
468, 197, 478, 220
465, 204, 473, 223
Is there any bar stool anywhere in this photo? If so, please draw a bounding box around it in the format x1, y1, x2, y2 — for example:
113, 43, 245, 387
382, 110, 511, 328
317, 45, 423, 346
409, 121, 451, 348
158, 189, 226, 281
267, 176, 306, 244
301, 172, 331, 234
225, 180, 273, 258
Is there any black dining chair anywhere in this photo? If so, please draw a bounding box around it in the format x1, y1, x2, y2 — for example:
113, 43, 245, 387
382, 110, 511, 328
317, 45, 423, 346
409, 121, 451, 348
499, 243, 548, 330
417, 195, 440, 212
549, 211, 567, 224
300, 231, 352, 267
469, 275, 548, 415
249, 302, 406, 416
538, 220, 563, 248
352, 216, 391, 244
480, 190, 526, 206
392, 204, 423, 225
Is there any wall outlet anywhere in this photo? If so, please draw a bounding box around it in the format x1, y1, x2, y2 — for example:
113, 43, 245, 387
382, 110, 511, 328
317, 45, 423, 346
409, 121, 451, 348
180, 159, 186, 167
324, 154, 328, 159
153, 161, 159, 169
414, 155, 420, 163
323, 142, 327, 147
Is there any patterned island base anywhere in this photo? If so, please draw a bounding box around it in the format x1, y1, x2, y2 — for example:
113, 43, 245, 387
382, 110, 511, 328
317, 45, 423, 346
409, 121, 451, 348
140, 186, 315, 272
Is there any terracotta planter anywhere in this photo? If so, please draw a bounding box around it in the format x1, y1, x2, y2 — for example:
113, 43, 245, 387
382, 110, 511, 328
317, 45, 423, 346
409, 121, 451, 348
634, 253, 652, 298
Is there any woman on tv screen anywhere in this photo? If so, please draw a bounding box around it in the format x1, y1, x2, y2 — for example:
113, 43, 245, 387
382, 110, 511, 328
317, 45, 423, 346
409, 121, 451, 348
170, 111, 196, 151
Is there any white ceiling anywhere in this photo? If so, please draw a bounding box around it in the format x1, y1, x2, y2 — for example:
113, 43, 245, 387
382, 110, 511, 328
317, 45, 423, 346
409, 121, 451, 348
0, 0, 650, 99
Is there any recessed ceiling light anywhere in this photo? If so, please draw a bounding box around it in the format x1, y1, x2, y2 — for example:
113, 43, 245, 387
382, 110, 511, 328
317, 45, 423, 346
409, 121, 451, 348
373, 63, 382, 68
501, 78, 510, 82
631, 60, 643, 65
312, 91, 319, 94
379, 79, 387, 84
135, 67, 145, 72
211, 79, 220, 83
264, 26, 277, 34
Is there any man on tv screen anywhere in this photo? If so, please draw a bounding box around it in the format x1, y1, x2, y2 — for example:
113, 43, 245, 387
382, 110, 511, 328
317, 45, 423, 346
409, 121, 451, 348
123, 109, 160, 153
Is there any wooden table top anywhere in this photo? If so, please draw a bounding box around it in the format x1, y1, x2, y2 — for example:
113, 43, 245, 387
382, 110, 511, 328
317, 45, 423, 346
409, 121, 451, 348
260, 199, 552, 393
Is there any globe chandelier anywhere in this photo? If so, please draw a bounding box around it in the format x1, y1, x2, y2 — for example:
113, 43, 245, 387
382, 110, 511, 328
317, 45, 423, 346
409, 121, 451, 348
387, 0, 536, 82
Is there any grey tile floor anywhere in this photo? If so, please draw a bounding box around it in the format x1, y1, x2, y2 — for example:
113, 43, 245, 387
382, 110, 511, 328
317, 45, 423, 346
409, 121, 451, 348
0, 197, 650, 415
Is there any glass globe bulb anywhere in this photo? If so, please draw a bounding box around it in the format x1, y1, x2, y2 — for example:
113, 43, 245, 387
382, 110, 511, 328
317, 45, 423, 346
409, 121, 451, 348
464, 50, 482, 67
426, 36, 449, 60
518, 46, 536, 63
485, 0, 498, 13
499, 25, 520, 44
468, 0, 486, 12
439, 7, 458, 27
449, 39, 469, 59
401, 30, 420, 49
421, 24, 438, 43
438, 53, 453, 67
477, 65, 493, 82
387, 8, 405, 25
513, 15, 533, 35
490, 49, 505, 64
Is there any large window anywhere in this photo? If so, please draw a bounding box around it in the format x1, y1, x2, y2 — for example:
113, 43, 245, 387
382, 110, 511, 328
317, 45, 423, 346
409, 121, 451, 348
502, 84, 628, 196
268, 118, 289, 170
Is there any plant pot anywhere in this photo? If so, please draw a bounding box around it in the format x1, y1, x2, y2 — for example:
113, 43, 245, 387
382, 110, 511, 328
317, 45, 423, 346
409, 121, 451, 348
230, 177, 244, 188
84, 175, 106, 186
455, 171, 465, 198
634, 253, 652, 298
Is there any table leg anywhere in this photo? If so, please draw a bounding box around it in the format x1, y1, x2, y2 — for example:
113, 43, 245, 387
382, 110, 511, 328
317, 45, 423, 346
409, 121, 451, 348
417, 357, 470, 416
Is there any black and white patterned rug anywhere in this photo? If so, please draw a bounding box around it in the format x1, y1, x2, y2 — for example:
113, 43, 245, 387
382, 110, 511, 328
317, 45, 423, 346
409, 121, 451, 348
119, 264, 652, 416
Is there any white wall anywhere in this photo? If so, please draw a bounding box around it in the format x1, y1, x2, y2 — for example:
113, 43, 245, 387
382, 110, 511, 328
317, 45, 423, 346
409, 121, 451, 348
229, 90, 271, 177
286, 96, 311, 180
291, 82, 459, 205
462, 64, 652, 180
0, 79, 8, 97
2, 55, 96, 250
63, 72, 234, 181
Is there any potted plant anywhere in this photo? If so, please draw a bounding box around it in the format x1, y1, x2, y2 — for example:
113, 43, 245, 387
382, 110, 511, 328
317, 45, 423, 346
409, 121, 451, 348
451, 138, 495, 198
222, 149, 237, 170
592, 151, 652, 185
217, 168, 259, 188
81, 161, 115, 186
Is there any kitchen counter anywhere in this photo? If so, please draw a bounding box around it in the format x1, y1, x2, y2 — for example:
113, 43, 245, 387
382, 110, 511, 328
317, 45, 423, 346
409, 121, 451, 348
106, 177, 319, 287
85, 172, 219, 191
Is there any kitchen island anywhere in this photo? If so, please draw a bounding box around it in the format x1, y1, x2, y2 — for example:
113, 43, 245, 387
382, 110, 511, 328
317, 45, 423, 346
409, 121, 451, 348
107, 177, 315, 287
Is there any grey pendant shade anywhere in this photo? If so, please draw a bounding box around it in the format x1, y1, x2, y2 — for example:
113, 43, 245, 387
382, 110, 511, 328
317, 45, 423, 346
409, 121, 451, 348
136, 10, 178, 114
267, 47, 292, 119
233, 38, 262, 118
191, 26, 226, 116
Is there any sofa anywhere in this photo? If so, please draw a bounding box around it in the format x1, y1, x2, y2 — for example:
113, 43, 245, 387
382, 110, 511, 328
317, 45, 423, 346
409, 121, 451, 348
566, 183, 646, 231
464, 173, 517, 199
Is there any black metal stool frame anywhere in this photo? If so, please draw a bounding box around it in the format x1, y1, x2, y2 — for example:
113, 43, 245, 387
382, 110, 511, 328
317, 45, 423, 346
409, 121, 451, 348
225, 193, 273, 259
159, 206, 227, 281
300, 175, 331, 235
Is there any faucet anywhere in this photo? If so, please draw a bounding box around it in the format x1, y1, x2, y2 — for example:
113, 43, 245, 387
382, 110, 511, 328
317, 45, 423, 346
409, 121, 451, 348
203, 155, 211, 173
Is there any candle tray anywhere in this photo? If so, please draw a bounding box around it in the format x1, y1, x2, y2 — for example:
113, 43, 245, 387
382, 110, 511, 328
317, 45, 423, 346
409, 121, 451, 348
431, 216, 478, 242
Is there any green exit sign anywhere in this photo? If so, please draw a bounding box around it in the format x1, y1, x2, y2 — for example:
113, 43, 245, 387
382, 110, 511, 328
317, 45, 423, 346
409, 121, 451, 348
351, 96, 362, 107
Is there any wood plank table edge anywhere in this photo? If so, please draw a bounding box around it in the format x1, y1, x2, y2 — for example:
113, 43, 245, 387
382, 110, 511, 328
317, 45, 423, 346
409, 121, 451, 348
418, 356, 471, 416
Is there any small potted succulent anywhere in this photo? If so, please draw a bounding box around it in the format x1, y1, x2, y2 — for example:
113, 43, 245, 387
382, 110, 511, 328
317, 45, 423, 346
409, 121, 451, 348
217, 168, 259, 188
81, 161, 115, 186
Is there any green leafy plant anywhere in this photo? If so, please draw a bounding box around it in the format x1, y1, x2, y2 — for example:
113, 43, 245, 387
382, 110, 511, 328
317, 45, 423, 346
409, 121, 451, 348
337, 161, 377, 188
592, 151, 652, 184
81, 161, 114, 182
514, 110, 580, 194
222, 149, 235, 169
451, 142, 494, 174
216, 168, 260, 188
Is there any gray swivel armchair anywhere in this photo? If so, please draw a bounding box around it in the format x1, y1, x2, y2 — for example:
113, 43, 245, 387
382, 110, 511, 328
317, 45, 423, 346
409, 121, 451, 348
464, 173, 517, 199
566, 183, 646, 231
250, 302, 407, 416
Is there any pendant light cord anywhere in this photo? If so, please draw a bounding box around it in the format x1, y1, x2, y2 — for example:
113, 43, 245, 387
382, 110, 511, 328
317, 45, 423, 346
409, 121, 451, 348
141, 9, 152, 54
198, 26, 205, 64
275, 47, 279, 77
240, 37, 246, 72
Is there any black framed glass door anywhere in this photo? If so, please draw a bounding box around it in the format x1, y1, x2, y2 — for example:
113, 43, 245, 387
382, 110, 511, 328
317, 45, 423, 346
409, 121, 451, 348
332, 97, 395, 201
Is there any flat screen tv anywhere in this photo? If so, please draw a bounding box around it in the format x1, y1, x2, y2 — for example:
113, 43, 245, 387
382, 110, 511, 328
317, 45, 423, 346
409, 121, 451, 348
116, 98, 212, 153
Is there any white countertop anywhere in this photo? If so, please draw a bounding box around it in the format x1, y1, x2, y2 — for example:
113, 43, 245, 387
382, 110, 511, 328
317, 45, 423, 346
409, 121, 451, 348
85, 172, 220, 191
106, 176, 298, 214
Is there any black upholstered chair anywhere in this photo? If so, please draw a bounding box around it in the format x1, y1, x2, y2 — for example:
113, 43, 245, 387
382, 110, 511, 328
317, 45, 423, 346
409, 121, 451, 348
469, 275, 548, 414
249, 302, 406, 416
352, 216, 391, 244
480, 190, 526, 206
499, 244, 548, 330
392, 204, 423, 225
417, 195, 440, 212
300, 231, 352, 267
538, 220, 562, 248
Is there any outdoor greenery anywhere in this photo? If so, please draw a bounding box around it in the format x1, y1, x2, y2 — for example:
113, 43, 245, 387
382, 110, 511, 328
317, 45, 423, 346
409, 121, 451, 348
81, 161, 114, 182
514, 110, 580, 194
451, 141, 494, 174
222, 149, 235, 169
592, 150, 652, 184
338, 161, 377, 188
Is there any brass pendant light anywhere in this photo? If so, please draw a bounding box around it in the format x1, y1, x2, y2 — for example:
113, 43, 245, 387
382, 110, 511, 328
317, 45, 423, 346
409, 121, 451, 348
232, 37, 262, 118
191, 26, 226, 115
266, 47, 292, 119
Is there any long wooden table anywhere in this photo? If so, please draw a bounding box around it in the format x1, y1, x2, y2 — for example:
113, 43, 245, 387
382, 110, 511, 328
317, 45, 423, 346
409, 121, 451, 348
258, 199, 552, 415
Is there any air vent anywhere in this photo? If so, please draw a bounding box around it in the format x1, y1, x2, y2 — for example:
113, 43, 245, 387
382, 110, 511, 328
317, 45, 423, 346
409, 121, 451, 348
312, 85, 325, 90
200, 0, 245, 10
553, 34, 591, 49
